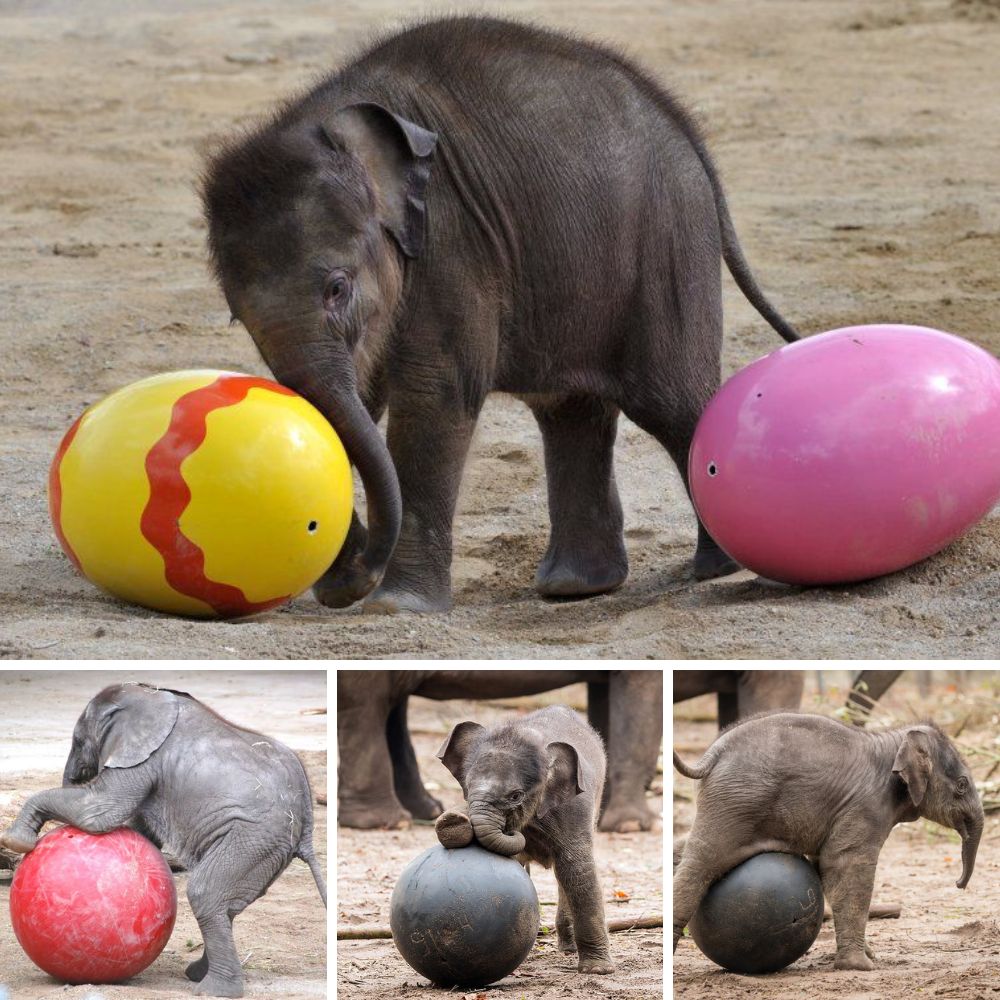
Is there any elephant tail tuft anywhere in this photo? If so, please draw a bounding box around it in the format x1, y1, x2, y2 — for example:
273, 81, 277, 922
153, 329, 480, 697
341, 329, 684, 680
673, 749, 714, 779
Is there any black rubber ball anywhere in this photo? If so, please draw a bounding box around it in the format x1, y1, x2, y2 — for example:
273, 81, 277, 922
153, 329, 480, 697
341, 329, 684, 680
390, 843, 539, 987
689, 852, 824, 974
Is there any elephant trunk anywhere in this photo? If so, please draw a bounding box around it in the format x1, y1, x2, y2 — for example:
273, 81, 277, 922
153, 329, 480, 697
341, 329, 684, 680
62, 753, 93, 786
269, 353, 401, 604
469, 802, 525, 857
957, 814, 982, 889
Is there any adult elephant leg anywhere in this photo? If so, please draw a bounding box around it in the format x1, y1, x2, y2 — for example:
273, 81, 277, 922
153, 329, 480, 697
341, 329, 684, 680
529, 395, 628, 597
738, 671, 804, 719
364, 379, 485, 614
387, 696, 443, 820
587, 680, 611, 815
337, 672, 411, 829
599, 671, 663, 832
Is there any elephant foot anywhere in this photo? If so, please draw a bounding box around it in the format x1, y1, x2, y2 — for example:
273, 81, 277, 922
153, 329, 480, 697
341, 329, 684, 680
578, 955, 615, 974
338, 800, 412, 830
535, 549, 627, 598
185, 954, 209, 982
193, 973, 244, 998
598, 803, 662, 834
312, 559, 380, 609
398, 789, 444, 821
692, 542, 740, 581
363, 587, 451, 614
435, 810, 473, 849
0, 828, 37, 854
834, 949, 875, 971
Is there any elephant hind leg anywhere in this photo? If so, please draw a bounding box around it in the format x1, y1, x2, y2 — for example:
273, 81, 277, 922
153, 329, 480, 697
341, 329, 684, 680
529, 394, 628, 598
186, 849, 286, 998
556, 883, 576, 954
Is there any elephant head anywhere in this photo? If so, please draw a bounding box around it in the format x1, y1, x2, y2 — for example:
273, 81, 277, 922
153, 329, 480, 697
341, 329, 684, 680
437, 720, 584, 856
200, 103, 438, 606
62, 684, 180, 786
891, 725, 983, 889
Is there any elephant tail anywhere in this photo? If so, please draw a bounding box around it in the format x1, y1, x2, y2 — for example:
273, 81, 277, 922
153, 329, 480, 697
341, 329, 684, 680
714, 183, 800, 344
296, 831, 328, 907
673, 748, 715, 779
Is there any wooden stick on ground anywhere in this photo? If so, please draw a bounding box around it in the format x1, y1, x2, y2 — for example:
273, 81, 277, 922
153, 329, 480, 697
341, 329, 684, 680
337, 914, 663, 940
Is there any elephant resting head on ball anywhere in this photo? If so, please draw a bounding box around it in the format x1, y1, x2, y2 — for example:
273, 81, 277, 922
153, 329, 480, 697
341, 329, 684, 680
1, 684, 326, 998
673, 712, 983, 972
432, 705, 616, 975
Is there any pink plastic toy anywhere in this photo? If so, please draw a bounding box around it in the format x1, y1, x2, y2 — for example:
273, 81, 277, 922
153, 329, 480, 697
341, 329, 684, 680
689, 324, 1000, 585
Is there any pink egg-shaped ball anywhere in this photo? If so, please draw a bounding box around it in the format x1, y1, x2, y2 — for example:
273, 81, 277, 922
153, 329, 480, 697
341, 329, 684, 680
689, 324, 1000, 585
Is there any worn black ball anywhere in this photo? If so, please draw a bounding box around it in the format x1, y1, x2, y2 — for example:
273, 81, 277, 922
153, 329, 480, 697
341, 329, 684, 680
390, 843, 539, 987
689, 852, 824, 974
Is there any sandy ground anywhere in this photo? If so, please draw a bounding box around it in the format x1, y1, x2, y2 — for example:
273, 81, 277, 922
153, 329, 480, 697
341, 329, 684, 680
1, 0, 999, 659
673, 671, 1000, 1000
0, 669, 327, 999
336, 683, 664, 998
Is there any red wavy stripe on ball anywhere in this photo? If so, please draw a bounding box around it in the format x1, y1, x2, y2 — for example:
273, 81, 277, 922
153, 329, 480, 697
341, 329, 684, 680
140, 374, 298, 617
49, 413, 85, 572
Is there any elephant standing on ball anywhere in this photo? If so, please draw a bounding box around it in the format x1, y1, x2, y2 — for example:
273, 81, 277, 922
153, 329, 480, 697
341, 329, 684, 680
0, 684, 326, 999
434, 706, 615, 975
673, 712, 983, 971
200, 16, 798, 614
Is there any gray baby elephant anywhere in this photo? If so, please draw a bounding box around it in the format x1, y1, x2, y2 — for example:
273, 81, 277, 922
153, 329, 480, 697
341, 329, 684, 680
0, 684, 326, 998
673, 712, 983, 971
435, 705, 615, 974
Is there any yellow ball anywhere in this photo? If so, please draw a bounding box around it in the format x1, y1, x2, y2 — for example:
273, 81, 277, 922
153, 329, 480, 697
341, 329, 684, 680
49, 370, 353, 618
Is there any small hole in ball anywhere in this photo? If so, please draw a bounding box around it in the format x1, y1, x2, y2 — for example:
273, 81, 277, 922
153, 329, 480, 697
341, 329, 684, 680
707, 463, 718, 477
756, 392, 763, 398
307, 520, 318, 534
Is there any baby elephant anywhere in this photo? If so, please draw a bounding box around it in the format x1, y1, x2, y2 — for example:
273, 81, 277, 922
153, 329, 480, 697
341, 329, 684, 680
1, 684, 326, 998
435, 706, 615, 975
673, 712, 983, 971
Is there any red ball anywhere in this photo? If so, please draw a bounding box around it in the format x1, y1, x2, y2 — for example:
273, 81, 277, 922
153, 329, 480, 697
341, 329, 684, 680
9, 826, 177, 984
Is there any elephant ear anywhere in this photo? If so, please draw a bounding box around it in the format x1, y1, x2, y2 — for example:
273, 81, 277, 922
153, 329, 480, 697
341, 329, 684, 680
436, 721, 486, 785
537, 741, 585, 819
326, 102, 437, 259
98, 685, 180, 769
892, 728, 933, 806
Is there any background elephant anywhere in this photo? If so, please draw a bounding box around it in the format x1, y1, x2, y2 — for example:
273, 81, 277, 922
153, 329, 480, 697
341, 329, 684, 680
436, 706, 615, 975
673, 712, 983, 972
674, 669, 904, 730
1, 684, 325, 999
201, 15, 798, 614
338, 669, 662, 833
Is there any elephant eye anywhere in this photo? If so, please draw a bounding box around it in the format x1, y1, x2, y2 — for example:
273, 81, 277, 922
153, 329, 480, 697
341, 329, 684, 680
508, 789, 524, 803
323, 269, 352, 312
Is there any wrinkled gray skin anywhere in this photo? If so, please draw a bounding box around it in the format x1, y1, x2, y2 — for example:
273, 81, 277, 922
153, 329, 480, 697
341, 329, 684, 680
0, 684, 326, 999
338, 669, 662, 833
200, 15, 798, 614
673, 712, 983, 972
436, 706, 614, 975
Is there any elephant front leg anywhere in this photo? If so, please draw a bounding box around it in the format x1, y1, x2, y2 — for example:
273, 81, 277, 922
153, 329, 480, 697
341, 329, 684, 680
554, 852, 614, 973
363, 385, 482, 614
530, 395, 628, 597
1, 783, 145, 853
819, 847, 879, 971
556, 883, 576, 954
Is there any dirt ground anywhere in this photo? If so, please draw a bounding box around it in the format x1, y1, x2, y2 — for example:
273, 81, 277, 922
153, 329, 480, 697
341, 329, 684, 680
336, 683, 664, 998
673, 670, 1000, 1000
0, 669, 327, 1000
1, 0, 999, 659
